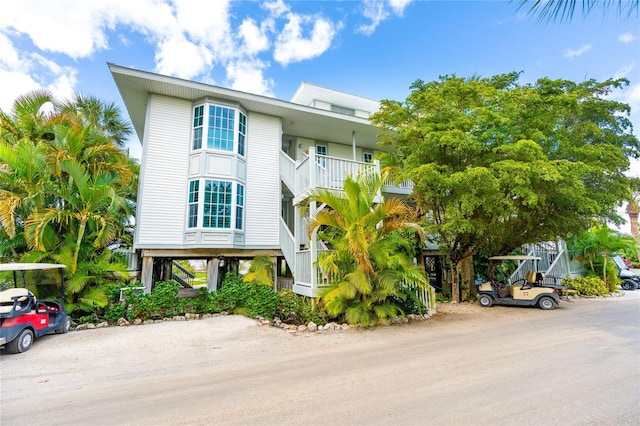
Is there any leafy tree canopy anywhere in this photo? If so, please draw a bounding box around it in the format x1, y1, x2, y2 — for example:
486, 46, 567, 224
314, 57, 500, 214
0, 90, 136, 311
370, 73, 639, 300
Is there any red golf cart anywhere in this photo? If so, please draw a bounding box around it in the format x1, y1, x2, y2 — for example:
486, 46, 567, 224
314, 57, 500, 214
0, 263, 71, 354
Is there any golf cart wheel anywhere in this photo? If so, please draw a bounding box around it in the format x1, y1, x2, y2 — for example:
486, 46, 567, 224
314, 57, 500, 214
621, 280, 637, 291
56, 316, 71, 334
538, 296, 556, 310
6, 328, 34, 354
478, 294, 493, 307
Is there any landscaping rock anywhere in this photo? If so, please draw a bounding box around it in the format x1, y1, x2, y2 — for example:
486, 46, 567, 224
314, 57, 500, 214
117, 318, 129, 326
307, 322, 318, 332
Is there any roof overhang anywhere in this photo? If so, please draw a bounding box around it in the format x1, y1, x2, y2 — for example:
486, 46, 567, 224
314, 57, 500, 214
108, 63, 382, 150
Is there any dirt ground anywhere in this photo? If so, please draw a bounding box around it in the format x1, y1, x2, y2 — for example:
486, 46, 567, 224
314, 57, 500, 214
1, 291, 638, 425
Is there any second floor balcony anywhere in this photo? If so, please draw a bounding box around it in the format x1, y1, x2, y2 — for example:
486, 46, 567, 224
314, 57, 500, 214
281, 146, 414, 204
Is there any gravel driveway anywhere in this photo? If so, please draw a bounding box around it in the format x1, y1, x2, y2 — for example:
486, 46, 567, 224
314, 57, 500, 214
2, 291, 639, 425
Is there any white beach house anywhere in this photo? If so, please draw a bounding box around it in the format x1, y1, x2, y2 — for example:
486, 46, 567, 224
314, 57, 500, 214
109, 64, 416, 297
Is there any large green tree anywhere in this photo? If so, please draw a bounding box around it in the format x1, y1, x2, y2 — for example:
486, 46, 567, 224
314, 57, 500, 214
371, 73, 639, 301
0, 91, 136, 311
305, 172, 428, 326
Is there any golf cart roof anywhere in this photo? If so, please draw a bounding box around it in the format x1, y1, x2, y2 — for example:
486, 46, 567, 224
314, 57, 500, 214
488, 256, 542, 261
0, 263, 66, 272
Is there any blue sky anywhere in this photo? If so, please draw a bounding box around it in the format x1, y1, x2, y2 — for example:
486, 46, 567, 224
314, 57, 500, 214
1, 0, 638, 159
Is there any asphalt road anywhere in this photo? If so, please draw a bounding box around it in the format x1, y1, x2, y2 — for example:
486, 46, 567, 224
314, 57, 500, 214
1, 292, 639, 426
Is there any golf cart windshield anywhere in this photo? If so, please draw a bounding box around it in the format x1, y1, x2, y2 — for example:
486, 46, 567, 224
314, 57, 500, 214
0, 263, 66, 301
486, 256, 542, 283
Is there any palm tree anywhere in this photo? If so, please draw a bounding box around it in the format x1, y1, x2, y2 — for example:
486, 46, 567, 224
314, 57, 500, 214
0, 89, 57, 144
570, 225, 638, 290
306, 172, 427, 326
0, 140, 50, 239
25, 159, 128, 274
242, 256, 275, 287
57, 94, 132, 147
517, 0, 639, 23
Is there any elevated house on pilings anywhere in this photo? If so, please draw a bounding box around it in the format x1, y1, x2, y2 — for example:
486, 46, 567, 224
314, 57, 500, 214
109, 64, 422, 298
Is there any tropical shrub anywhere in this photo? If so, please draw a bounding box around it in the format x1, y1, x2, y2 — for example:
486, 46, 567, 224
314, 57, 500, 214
562, 276, 609, 296
276, 290, 327, 325
569, 225, 637, 289
215, 273, 279, 318
306, 172, 428, 326
242, 256, 274, 286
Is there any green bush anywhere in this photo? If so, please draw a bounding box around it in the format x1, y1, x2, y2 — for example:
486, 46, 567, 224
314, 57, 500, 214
215, 273, 279, 318
388, 287, 427, 315
276, 290, 327, 325
563, 276, 609, 296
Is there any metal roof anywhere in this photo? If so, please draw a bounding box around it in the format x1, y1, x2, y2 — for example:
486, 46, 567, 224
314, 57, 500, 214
0, 263, 66, 271
108, 64, 382, 150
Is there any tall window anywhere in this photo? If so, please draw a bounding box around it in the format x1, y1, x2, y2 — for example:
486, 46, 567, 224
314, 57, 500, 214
207, 105, 235, 151
238, 112, 247, 156
235, 184, 244, 229
193, 105, 204, 150
203, 180, 232, 228
188, 180, 199, 228
192, 103, 247, 156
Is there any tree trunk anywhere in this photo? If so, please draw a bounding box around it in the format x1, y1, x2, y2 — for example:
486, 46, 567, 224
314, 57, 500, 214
460, 254, 475, 300
629, 211, 639, 239
450, 263, 460, 303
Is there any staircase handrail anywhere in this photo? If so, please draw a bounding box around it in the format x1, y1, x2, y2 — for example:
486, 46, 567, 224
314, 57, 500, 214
171, 261, 195, 288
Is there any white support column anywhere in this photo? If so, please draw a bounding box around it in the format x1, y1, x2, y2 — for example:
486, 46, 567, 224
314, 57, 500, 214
310, 200, 318, 293
141, 256, 153, 293
207, 258, 220, 291
308, 146, 316, 189
352, 130, 356, 161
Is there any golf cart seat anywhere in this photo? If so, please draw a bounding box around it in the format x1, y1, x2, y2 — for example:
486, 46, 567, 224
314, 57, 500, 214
0, 288, 35, 314
525, 271, 537, 284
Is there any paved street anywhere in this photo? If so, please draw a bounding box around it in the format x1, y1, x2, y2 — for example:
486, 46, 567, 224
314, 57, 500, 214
1, 292, 639, 425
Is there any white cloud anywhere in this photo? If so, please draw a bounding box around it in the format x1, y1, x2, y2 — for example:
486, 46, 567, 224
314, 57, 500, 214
0, 33, 76, 113
239, 19, 270, 56
226, 59, 274, 96
563, 44, 592, 58
614, 62, 637, 79
618, 33, 637, 43
155, 36, 209, 79
357, 0, 413, 35
1, 0, 406, 104
0, 1, 110, 59
273, 13, 338, 66
389, 0, 413, 15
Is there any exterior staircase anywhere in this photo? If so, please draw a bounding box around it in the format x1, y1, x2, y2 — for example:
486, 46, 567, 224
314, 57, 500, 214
509, 240, 571, 285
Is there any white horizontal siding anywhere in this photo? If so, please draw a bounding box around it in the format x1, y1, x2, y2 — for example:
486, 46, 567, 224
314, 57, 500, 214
135, 94, 191, 248
245, 113, 281, 247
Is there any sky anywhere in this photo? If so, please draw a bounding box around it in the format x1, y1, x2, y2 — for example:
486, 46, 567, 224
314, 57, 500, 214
1, 0, 639, 224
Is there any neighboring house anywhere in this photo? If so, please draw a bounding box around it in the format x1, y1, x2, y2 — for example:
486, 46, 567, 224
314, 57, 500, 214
109, 64, 414, 297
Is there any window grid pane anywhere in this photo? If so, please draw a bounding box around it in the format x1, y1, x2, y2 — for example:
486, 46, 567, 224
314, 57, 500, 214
235, 184, 244, 229
193, 106, 204, 150
207, 105, 235, 151
238, 113, 247, 156
188, 180, 199, 227
203, 180, 232, 228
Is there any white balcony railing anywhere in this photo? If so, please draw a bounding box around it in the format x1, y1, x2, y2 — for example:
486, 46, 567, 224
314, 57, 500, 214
279, 218, 296, 273
279, 150, 296, 192
294, 147, 379, 203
